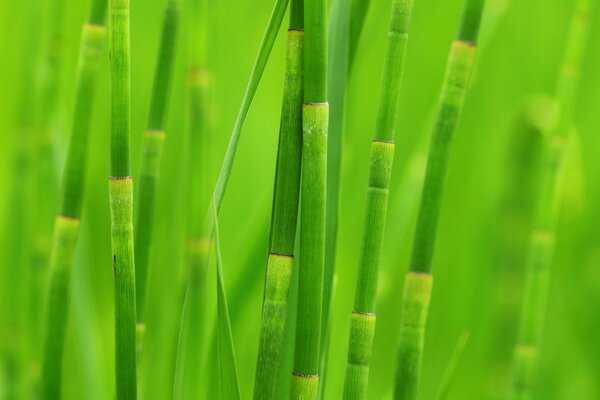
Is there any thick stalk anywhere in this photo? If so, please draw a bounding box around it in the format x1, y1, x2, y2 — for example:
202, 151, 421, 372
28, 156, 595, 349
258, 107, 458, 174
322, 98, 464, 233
40, 6, 107, 397
134, 0, 181, 325
290, 0, 328, 393
109, 0, 137, 397
253, 2, 304, 397
394, 1, 484, 399
510, 1, 592, 398
343, 0, 415, 398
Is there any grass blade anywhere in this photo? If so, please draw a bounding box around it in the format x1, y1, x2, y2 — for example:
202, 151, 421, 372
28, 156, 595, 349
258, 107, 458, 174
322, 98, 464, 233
434, 331, 470, 400
394, 1, 485, 399
214, 201, 241, 400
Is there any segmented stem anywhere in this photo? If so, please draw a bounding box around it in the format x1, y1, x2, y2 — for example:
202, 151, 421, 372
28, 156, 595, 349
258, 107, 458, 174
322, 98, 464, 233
343, 0, 415, 397
510, 1, 592, 398
40, 5, 107, 398
254, 5, 304, 397
394, 1, 484, 398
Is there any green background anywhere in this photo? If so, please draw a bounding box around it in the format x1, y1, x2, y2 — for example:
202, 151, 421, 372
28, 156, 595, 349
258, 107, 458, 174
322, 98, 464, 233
1, 0, 599, 398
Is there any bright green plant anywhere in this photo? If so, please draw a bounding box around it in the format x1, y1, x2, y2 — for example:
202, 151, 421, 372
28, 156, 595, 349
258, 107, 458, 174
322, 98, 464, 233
134, 0, 181, 331
253, 1, 304, 398
510, 1, 593, 398
175, 0, 290, 394
290, 0, 328, 396
108, 0, 137, 397
342, 0, 416, 397
39, 2, 107, 398
394, 1, 485, 399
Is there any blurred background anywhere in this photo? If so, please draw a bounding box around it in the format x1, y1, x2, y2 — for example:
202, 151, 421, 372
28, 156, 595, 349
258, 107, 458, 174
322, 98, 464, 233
0, 0, 599, 398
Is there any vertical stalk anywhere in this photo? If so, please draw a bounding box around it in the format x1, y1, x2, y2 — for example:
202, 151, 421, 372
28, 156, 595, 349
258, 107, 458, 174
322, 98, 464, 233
134, 0, 181, 327
290, 0, 328, 397
343, 0, 415, 398
40, 4, 108, 397
108, 0, 137, 397
175, 0, 290, 395
253, 0, 304, 398
394, 1, 485, 399
510, 1, 592, 398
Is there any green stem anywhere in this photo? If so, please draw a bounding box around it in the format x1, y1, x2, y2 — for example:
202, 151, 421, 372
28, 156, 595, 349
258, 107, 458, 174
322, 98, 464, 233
134, 0, 181, 324
253, 3, 304, 398
290, 0, 328, 395
510, 1, 592, 398
343, 0, 415, 397
394, 1, 484, 399
40, 9, 107, 397
109, 0, 137, 397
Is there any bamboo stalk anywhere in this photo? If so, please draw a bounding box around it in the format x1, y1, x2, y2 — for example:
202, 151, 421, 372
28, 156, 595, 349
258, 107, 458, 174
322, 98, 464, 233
134, 0, 181, 327
343, 0, 415, 397
108, 0, 137, 397
39, 2, 107, 398
510, 1, 592, 398
290, 0, 328, 395
253, 1, 304, 398
394, 1, 485, 399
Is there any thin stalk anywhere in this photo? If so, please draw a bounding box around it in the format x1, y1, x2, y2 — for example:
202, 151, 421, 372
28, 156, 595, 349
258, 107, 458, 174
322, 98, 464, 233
253, 1, 304, 398
1, 3, 43, 397
40, 4, 108, 397
134, 0, 181, 327
348, 0, 372, 64
319, 0, 351, 395
214, 202, 242, 400
172, 0, 211, 398
510, 1, 592, 398
108, 0, 137, 397
175, 0, 290, 394
394, 1, 485, 399
290, 0, 328, 396
342, 0, 415, 398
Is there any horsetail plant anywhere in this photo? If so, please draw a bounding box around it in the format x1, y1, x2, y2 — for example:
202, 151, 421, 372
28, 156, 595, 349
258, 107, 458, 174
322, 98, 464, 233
290, 0, 328, 396
394, 1, 485, 399
134, 0, 181, 333
343, 0, 416, 397
510, 1, 593, 398
108, 0, 137, 397
39, 1, 107, 398
175, 0, 290, 393
172, 0, 211, 397
253, 0, 304, 398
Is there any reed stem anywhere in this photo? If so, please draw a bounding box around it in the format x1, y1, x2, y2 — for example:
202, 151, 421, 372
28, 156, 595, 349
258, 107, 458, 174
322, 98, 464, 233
253, 2, 304, 398
394, 1, 485, 399
40, 3, 107, 396
109, 0, 137, 397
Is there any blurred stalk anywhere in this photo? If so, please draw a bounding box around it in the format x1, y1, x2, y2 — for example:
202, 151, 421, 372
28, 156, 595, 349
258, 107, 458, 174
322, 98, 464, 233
253, 1, 304, 398
0, 3, 43, 397
134, 0, 181, 338
108, 0, 137, 397
394, 1, 485, 399
172, 0, 211, 397
510, 1, 593, 398
40, 2, 107, 398
290, 0, 328, 397
175, 0, 290, 396
342, 0, 415, 398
